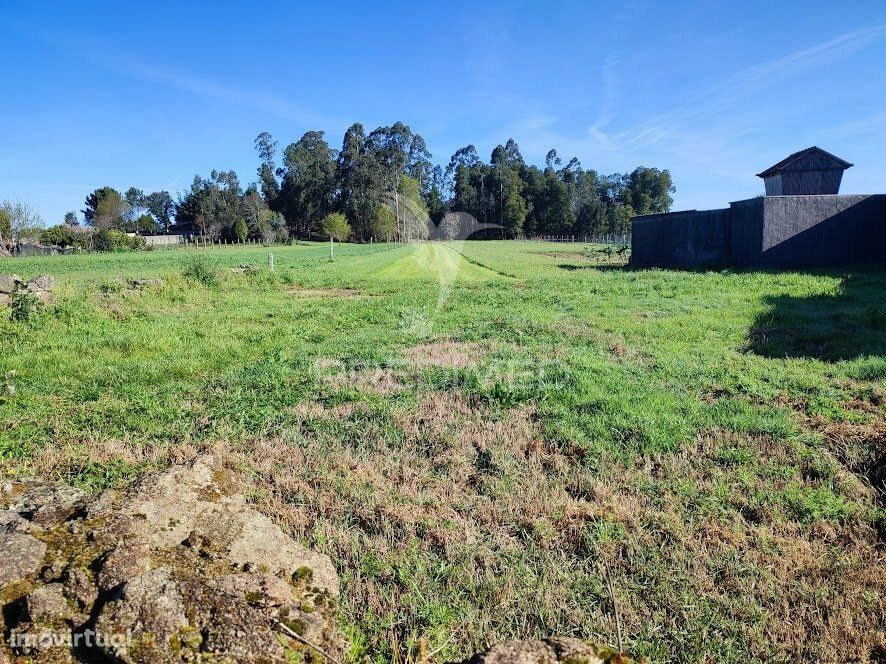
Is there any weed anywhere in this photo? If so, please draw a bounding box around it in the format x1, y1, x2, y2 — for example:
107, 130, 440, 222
181, 256, 219, 287
9, 289, 40, 321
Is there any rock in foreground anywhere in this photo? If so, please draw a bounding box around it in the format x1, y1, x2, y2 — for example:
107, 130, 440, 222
0, 454, 343, 663
0, 274, 54, 308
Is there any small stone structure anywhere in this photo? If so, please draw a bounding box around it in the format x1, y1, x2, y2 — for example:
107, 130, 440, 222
631, 148, 886, 269
0, 274, 54, 308
0, 454, 343, 663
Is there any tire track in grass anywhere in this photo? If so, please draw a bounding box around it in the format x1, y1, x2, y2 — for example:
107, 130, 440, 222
439, 242, 519, 279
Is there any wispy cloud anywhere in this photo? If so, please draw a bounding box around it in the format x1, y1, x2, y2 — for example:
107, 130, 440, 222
815, 111, 886, 141
2, 18, 331, 127
588, 54, 619, 147
106, 61, 330, 127
502, 23, 886, 167
604, 23, 886, 149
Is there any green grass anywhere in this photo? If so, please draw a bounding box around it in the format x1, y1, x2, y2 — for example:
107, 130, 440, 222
1, 241, 884, 663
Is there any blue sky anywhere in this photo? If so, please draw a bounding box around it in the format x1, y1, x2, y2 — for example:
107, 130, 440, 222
3, 1, 886, 225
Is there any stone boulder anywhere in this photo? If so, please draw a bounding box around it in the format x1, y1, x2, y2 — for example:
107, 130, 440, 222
0, 273, 54, 307
0, 274, 23, 294
0, 454, 343, 664
0, 274, 23, 308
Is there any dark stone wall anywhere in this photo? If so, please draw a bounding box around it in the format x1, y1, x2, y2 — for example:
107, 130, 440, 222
630, 194, 885, 270
756, 194, 886, 268
728, 198, 764, 268
631, 208, 731, 268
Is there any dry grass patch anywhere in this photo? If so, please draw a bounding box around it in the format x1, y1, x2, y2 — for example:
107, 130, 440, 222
288, 401, 362, 420
775, 390, 886, 514
322, 367, 405, 395
7, 438, 198, 488
10, 403, 886, 662
215, 419, 886, 663
403, 340, 489, 368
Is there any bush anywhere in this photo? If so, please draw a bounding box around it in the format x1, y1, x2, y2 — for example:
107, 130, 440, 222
320, 212, 351, 241
126, 233, 147, 250
92, 229, 146, 252
181, 256, 219, 287
39, 224, 91, 249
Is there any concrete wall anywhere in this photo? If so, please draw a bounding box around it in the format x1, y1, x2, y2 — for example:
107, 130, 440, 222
631, 194, 885, 270
143, 234, 186, 246
631, 208, 731, 268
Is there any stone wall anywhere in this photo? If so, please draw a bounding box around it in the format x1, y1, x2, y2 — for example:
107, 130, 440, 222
0, 274, 54, 308
631, 194, 886, 270
631, 208, 731, 269
752, 194, 886, 268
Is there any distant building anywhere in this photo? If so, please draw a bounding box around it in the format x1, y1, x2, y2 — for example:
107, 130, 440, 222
141, 234, 188, 247
756, 146, 853, 196
631, 148, 885, 269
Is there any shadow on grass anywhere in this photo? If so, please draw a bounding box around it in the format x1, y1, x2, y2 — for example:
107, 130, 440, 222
749, 269, 886, 362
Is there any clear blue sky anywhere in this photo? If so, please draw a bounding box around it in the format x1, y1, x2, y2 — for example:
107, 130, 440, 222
3, 1, 886, 225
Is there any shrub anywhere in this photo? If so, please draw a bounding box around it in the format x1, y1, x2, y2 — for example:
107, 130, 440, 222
9, 289, 40, 322
92, 229, 113, 252
181, 256, 219, 287
320, 212, 351, 242
125, 233, 147, 250
40, 225, 73, 247
39, 224, 91, 249
92, 229, 146, 252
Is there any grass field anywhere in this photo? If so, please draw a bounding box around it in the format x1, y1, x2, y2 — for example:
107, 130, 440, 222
2, 241, 884, 663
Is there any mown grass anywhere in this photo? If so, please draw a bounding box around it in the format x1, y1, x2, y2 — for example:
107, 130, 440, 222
1, 241, 884, 663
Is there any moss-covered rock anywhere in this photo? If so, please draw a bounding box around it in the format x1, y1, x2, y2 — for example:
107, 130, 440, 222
0, 454, 344, 663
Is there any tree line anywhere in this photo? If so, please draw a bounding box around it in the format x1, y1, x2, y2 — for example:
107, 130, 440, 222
43, 120, 675, 244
